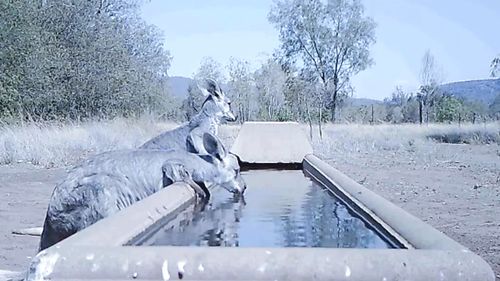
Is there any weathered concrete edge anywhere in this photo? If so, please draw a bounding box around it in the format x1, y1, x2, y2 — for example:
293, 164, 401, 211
58, 182, 197, 247
303, 155, 412, 249
31, 246, 494, 281
303, 154, 494, 278
25, 156, 495, 280
303, 154, 466, 250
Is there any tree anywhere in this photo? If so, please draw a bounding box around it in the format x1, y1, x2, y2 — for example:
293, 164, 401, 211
254, 59, 287, 120
491, 55, 500, 77
269, 0, 376, 123
418, 50, 443, 123
381, 86, 422, 124
273, 57, 311, 123
384, 86, 406, 123
490, 93, 500, 120
435, 95, 463, 123
227, 57, 255, 122
0, 0, 173, 121
401, 95, 420, 123
193, 57, 226, 83
182, 84, 202, 121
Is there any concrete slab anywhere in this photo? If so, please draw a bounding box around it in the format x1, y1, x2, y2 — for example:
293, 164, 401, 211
230, 122, 313, 164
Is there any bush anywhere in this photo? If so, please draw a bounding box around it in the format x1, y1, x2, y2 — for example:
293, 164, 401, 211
0, 0, 174, 121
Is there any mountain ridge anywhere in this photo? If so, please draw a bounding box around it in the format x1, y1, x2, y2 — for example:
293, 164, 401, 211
168, 76, 500, 106
440, 78, 500, 105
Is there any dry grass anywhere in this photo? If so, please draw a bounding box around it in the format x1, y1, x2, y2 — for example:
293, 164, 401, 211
0, 120, 497, 168
0, 118, 177, 167
308, 123, 499, 163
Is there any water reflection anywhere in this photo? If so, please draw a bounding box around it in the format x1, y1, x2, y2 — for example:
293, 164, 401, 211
143, 170, 391, 248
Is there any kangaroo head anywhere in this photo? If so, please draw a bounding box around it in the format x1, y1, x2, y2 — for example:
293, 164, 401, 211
198, 78, 237, 122
202, 133, 246, 194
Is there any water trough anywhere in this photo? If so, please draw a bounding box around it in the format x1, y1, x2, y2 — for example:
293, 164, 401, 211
27, 122, 495, 280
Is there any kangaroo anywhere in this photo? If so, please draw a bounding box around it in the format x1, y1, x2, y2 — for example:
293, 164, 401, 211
39, 133, 246, 251
140, 79, 236, 154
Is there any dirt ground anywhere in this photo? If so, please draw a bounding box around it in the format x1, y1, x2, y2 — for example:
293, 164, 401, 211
0, 164, 66, 274
325, 143, 500, 279
0, 143, 499, 279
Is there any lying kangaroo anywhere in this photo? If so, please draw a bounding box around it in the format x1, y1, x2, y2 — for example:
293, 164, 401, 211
140, 79, 235, 154
39, 133, 246, 251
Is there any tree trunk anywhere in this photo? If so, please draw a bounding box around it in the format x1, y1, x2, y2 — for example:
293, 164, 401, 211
330, 85, 338, 123
318, 105, 323, 139
418, 100, 423, 124
331, 100, 337, 124
306, 104, 313, 140
370, 104, 374, 125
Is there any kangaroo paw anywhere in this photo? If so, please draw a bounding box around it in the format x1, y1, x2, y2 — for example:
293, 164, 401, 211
187, 179, 211, 201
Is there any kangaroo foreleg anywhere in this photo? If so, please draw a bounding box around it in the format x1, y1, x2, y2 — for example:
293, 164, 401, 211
162, 163, 209, 200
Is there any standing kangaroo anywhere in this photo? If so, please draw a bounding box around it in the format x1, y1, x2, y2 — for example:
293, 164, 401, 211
39, 133, 246, 251
140, 79, 236, 154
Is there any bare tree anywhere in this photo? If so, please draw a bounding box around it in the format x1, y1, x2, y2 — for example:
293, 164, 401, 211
418, 50, 443, 124
269, 0, 376, 123
193, 57, 226, 83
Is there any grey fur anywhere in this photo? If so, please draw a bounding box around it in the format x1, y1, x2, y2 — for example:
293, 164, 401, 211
39, 133, 246, 251
139, 79, 236, 154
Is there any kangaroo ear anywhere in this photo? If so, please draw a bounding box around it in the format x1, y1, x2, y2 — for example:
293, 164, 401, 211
203, 133, 226, 161
204, 78, 221, 98
186, 135, 199, 153
197, 83, 211, 97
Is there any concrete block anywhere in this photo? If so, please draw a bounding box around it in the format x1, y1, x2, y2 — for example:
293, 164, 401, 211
230, 122, 313, 164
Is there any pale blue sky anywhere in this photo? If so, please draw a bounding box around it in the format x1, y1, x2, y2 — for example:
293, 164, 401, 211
141, 0, 500, 100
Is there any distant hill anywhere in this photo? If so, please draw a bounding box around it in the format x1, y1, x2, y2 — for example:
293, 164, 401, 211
347, 97, 382, 106
167, 76, 383, 105
168, 76, 500, 107
439, 78, 500, 105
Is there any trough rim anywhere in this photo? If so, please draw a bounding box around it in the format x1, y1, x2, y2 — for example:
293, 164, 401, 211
303, 155, 412, 249
303, 154, 470, 251
26, 156, 495, 281
29, 246, 495, 281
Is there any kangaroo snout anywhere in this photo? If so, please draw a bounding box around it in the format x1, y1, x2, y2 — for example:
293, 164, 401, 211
225, 112, 237, 122
236, 177, 247, 194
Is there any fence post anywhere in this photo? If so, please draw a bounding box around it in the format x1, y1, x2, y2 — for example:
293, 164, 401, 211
370, 104, 374, 125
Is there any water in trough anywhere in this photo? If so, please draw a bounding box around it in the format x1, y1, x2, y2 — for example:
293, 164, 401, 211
139, 170, 392, 248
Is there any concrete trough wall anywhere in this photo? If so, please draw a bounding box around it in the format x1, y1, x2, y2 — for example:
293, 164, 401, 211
27, 157, 495, 280
56, 182, 198, 248
30, 246, 492, 281
26, 122, 495, 280
303, 155, 467, 251
230, 122, 313, 164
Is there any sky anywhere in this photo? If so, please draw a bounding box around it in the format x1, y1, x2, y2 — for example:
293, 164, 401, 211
141, 0, 500, 100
